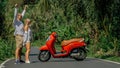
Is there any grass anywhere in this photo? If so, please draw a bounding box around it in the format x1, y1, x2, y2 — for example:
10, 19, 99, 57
0, 39, 15, 64
0, 60, 2, 64
102, 56, 120, 63
88, 53, 120, 63
31, 40, 46, 47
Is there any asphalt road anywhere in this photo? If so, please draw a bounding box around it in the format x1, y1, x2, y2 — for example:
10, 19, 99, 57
1, 47, 120, 68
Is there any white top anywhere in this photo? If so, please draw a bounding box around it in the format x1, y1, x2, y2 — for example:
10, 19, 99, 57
27, 28, 32, 41
23, 27, 32, 45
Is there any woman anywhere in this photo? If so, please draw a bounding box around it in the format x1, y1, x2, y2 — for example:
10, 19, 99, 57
23, 18, 32, 63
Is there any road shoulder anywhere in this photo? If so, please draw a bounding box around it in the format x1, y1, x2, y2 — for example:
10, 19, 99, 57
98, 59, 120, 65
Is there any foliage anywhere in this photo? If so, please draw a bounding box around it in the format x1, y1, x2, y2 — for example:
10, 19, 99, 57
0, 39, 15, 60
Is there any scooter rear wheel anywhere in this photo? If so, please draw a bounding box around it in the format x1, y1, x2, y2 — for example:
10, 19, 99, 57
38, 50, 51, 62
74, 48, 87, 61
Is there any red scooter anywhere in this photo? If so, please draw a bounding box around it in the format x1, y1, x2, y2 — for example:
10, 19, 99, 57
38, 32, 87, 62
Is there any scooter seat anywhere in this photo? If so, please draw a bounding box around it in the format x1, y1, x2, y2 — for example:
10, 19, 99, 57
61, 38, 84, 46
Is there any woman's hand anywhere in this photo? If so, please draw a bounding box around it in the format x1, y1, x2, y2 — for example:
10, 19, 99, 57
15, 3, 18, 8
24, 5, 28, 10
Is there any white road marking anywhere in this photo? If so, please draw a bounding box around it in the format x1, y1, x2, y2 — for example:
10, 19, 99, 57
0, 58, 14, 68
98, 59, 120, 65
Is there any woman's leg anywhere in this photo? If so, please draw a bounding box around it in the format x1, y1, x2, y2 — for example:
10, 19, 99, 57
25, 42, 31, 62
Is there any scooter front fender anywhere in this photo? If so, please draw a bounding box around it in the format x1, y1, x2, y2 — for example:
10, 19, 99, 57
39, 45, 48, 51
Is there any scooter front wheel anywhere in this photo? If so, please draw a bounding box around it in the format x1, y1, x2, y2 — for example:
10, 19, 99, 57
38, 50, 51, 62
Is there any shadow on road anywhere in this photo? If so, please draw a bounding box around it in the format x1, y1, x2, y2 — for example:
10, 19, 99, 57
19, 58, 96, 64
29, 54, 39, 56
36, 58, 98, 63
84, 58, 98, 61
49, 59, 75, 62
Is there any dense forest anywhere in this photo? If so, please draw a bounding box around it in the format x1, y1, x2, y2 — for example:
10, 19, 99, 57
0, 0, 120, 60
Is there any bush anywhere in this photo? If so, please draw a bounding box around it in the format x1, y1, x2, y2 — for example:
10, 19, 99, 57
0, 39, 15, 61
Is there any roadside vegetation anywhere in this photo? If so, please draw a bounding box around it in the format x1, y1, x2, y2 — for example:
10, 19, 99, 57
0, 0, 120, 63
0, 39, 15, 61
